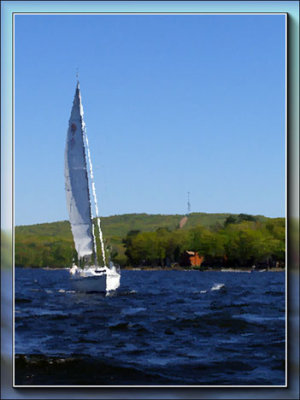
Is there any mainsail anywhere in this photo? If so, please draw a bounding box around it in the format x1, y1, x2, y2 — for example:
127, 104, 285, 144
64, 82, 94, 259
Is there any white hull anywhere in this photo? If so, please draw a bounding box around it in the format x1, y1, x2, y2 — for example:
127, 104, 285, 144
69, 265, 120, 292
71, 274, 107, 292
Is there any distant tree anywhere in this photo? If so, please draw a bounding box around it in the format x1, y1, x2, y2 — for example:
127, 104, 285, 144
224, 214, 256, 227
123, 230, 141, 265
224, 215, 237, 226
237, 213, 257, 223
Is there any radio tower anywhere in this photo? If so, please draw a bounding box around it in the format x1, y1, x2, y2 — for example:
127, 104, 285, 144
187, 191, 191, 215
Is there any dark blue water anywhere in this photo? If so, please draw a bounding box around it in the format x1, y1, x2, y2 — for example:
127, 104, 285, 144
15, 268, 285, 385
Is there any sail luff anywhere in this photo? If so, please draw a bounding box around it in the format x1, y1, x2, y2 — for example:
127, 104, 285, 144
64, 82, 95, 260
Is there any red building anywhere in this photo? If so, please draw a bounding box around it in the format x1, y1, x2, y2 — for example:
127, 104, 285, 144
180, 251, 204, 267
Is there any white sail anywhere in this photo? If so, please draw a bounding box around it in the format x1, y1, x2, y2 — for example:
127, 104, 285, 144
64, 82, 94, 259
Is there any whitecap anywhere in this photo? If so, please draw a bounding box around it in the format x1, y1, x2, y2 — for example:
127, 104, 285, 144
211, 283, 225, 291
122, 307, 146, 316
192, 289, 207, 294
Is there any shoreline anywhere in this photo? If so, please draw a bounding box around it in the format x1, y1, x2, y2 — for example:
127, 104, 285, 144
123, 267, 285, 272
15, 265, 285, 272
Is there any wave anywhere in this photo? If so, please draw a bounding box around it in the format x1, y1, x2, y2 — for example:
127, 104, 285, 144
122, 307, 146, 316
108, 321, 131, 331
57, 289, 75, 294
15, 298, 32, 304
192, 290, 207, 294
211, 283, 225, 291
265, 290, 284, 296
14, 354, 170, 385
172, 311, 261, 333
113, 289, 137, 297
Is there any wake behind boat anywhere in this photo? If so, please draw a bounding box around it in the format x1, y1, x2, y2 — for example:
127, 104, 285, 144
65, 80, 120, 292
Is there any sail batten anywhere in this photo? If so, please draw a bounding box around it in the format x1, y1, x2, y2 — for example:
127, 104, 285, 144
64, 83, 94, 259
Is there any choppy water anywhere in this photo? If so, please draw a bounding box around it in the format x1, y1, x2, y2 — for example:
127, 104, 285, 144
15, 268, 285, 385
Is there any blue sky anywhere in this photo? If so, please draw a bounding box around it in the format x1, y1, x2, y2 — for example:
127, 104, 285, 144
15, 14, 286, 226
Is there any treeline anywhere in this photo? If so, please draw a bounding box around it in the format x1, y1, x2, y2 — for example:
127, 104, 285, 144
15, 213, 285, 269
15, 235, 76, 268
123, 215, 285, 268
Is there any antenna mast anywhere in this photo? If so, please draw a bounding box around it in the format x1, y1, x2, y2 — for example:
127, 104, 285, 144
187, 191, 191, 215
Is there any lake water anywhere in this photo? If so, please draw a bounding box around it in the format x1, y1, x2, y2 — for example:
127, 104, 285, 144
15, 268, 285, 386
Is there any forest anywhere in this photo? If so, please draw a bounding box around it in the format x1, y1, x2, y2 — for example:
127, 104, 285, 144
15, 212, 285, 269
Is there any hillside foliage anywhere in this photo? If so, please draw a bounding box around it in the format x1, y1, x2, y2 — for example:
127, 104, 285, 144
15, 213, 285, 268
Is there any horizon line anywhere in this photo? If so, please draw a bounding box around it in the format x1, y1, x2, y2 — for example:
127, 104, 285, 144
14, 211, 285, 227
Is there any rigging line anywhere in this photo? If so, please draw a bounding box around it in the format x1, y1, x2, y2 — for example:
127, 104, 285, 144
84, 127, 107, 268
91, 222, 98, 265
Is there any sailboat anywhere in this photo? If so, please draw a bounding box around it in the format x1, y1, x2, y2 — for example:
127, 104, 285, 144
65, 80, 120, 292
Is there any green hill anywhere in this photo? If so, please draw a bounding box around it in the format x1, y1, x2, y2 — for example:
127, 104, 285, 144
16, 212, 268, 237
15, 212, 276, 268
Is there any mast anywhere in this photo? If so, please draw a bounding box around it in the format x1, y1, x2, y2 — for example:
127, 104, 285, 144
187, 191, 191, 215
77, 80, 99, 266
75, 71, 98, 266
77, 80, 98, 266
